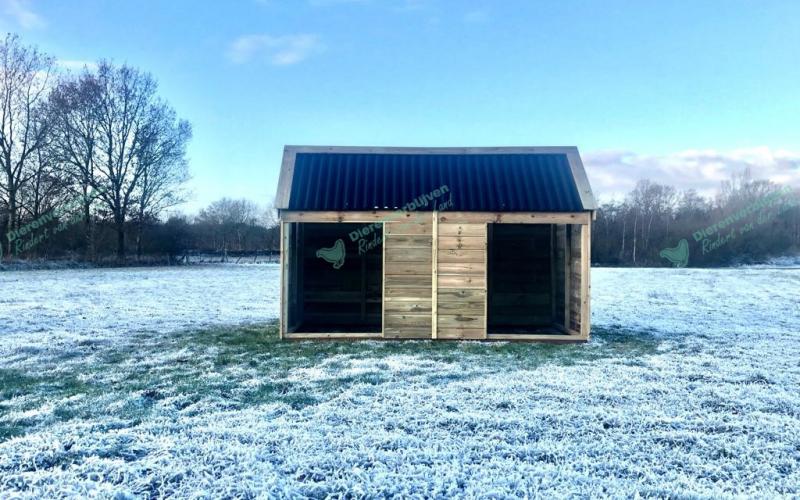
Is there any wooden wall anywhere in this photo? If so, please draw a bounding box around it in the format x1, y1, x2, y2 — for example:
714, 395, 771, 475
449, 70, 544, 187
281, 211, 591, 341
568, 224, 583, 333
435, 223, 487, 339
383, 215, 434, 339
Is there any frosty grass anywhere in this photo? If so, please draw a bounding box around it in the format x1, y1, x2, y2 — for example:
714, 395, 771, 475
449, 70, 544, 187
1, 265, 799, 497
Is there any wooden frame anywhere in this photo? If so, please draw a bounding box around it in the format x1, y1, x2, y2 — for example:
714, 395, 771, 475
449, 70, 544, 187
279, 214, 593, 342
276, 145, 595, 342
437, 212, 591, 225
281, 210, 590, 225
431, 211, 439, 339
280, 219, 385, 339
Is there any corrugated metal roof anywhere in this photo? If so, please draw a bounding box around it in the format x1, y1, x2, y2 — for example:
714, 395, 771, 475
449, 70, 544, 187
282, 148, 590, 212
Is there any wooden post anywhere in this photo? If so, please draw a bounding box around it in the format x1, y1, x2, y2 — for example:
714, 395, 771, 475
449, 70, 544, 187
564, 224, 571, 331
580, 219, 591, 339
381, 221, 386, 338
483, 222, 489, 339
279, 222, 288, 339
431, 211, 438, 339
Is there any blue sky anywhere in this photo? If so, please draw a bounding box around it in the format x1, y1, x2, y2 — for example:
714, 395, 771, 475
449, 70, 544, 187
2, 0, 799, 210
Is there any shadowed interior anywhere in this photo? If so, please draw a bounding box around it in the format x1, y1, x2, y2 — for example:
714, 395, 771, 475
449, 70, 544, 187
488, 224, 567, 334
286, 223, 383, 333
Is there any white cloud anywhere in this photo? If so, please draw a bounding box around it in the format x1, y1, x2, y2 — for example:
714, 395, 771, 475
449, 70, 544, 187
227, 34, 323, 65
56, 59, 98, 72
583, 147, 800, 201
308, 0, 368, 5
463, 9, 488, 23
1, 0, 44, 29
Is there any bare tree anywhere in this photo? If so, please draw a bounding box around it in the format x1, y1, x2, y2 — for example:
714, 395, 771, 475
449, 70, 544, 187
196, 198, 261, 255
131, 103, 191, 259
0, 34, 55, 258
49, 71, 104, 260
88, 61, 190, 262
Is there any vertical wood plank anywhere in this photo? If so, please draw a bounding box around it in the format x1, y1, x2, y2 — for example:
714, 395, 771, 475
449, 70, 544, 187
381, 221, 386, 337
550, 224, 556, 322
279, 221, 288, 339
483, 222, 489, 338
564, 225, 571, 331
581, 220, 591, 339
432, 212, 438, 339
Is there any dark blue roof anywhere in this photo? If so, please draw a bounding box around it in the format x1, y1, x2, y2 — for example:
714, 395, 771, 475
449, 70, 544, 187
286, 152, 585, 212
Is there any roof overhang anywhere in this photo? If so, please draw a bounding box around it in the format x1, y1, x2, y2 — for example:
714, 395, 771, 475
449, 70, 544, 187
275, 145, 597, 211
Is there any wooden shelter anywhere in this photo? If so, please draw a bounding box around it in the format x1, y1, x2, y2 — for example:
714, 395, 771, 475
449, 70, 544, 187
276, 146, 596, 342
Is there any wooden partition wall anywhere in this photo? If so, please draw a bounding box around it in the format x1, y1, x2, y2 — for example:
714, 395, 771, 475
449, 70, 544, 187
436, 222, 487, 339
383, 214, 434, 339
280, 211, 591, 341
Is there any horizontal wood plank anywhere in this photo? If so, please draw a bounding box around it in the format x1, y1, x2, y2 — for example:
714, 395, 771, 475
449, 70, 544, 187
384, 262, 431, 276
437, 262, 485, 275
385, 314, 432, 328
437, 289, 486, 301
438, 236, 485, 250
384, 327, 432, 338
282, 211, 429, 223
437, 212, 591, 225
385, 222, 432, 235
285, 332, 382, 339
438, 275, 486, 288
437, 301, 484, 314
384, 274, 432, 287
437, 328, 485, 339
385, 286, 431, 298
438, 314, 484, 327
438, 249, 485, 263
438, 224, 485, 237
384, 235, 432, 247
385, 300, 432, 313
386, 248, 432, 263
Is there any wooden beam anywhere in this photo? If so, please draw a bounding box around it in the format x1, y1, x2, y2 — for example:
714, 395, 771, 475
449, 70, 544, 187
285, 332, 383, 340
279, 211, 590, 225
486, 333, 586, 343
437, 212, 591, 225
566, 149, 598, 210
281, 210, 431, 223
284, 145, 581, 156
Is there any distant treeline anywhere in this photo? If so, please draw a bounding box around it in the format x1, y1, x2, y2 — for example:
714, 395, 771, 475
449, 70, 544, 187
0, 34, 191, 263
5, 197, 280, 263
10, 171, 798, 268
592, 173, 800, 267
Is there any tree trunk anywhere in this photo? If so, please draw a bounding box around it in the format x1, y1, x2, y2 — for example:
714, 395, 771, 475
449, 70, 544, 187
632, 212, 638, 266
135, 219, 143, 261
83, 202, 95, 262
5, 192, 17, 260
115, 217, 126, 264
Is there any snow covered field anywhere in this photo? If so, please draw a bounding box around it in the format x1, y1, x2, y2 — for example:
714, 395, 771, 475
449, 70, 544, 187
1, 265, 799, 497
